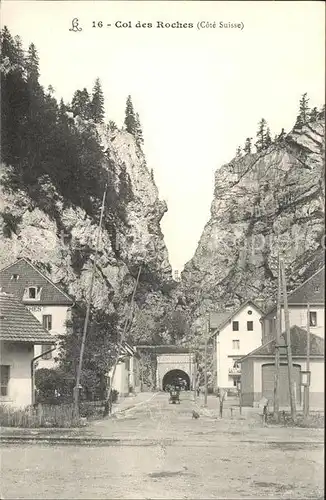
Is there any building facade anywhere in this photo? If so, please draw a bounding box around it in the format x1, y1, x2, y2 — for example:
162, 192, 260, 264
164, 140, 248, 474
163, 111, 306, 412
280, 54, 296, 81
240, 326, 324, 409
262, 267, 325, 342
209, 301, 264, 391
0, 258, 74, 369
0, 292, 55, 407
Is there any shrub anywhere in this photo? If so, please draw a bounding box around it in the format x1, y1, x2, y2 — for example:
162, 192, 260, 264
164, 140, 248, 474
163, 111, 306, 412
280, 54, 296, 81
1, 212, 22, 237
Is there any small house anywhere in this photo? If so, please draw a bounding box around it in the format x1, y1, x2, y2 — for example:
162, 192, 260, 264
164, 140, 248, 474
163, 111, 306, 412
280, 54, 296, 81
0, 292, 55, 407
0, 258, 74, 369
239, 325, 324, 409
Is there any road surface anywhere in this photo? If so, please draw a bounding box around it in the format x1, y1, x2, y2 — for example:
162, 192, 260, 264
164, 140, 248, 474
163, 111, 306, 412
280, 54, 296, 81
1, 392, 324, 499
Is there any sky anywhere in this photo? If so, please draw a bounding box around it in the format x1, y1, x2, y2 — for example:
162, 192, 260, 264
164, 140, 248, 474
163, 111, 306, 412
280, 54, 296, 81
2, 1, 325, 272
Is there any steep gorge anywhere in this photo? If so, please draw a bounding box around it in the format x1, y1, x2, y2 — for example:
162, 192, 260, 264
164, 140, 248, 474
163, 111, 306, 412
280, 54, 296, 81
181, 118, 325, 335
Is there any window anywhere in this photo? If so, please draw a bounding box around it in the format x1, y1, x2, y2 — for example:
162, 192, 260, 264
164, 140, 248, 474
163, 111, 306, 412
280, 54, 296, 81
11, 274, 19, 281
247, 310, 252, 315
232, 340, 240, 350
42, 315, 52, 331
232, 321, 239, 331
0, 365, 10, 396
309, 311, 317, 327
247, 321, 254, 331
41, 345, 53, 360
23, 286, 42, 301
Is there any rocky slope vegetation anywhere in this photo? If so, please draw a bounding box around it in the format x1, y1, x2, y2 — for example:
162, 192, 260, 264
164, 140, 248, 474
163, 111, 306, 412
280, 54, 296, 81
0, 121, 177, 344
181, 118, 325, 333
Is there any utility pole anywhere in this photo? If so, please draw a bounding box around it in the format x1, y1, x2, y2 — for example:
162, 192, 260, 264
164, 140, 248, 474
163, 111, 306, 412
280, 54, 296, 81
212, 333, 217, 395
304, 303, 311, 419
204, 315, 209, 407
274, 257, 281, 422
73, 185, 107, 419
280, 259, 297, 421
106, 266, 142, 408
193, 352, 197, 402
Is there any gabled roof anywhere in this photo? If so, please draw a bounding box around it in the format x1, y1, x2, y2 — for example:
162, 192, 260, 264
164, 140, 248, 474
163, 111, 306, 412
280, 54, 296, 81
263, 266, 325, 318
288, 267, 324, 305
209, 300, 265, 332
239, 325, 324, 362
0, 258, 73, 306
0, 292, 55, 344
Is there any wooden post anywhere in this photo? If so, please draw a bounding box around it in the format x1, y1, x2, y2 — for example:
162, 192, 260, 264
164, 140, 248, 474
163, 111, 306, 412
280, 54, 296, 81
73, 185, 107, 419
280, 259, 297, 421
274, 258, 281, 422
212, 333, 217, 395
204, 316, 208, 407
304, 303, 311, 419
193, 353, 197, 402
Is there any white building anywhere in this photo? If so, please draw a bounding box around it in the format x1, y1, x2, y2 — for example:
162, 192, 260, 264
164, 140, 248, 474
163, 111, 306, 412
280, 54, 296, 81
209, 301, 264, 391
261, 266, 325, 343
0, 258, 74, 369
108, 342, 140, 397
0, 292, 55, 407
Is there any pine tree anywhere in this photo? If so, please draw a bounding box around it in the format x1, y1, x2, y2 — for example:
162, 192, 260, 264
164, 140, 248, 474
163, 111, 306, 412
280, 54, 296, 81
255, 118, 267, 152
71, 88, 91, 120
108, 120, 117, 131
124, 95, 136, 135
278, 128, 286, 140
299, 92, 310, 124
294, 114, 304, 129
243, 137, 252, 154
265, 127, 272, 148
309, 107, 318, 122
134, 112, 144, 147
0, 26, 15, 61
13, 35, 25, 71
26, 43, 39, 83
91, 78, 105, 123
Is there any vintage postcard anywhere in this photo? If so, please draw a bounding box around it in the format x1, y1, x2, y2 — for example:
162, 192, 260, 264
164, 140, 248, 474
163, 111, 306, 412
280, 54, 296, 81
0, 1, 325, 499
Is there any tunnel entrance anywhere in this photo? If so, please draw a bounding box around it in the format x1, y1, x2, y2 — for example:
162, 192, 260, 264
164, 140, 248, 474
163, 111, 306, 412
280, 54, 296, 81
162, 369, 190, 391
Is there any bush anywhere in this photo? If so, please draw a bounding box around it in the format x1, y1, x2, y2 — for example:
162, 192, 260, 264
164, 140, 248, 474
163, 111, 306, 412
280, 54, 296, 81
1, 212, 22, 237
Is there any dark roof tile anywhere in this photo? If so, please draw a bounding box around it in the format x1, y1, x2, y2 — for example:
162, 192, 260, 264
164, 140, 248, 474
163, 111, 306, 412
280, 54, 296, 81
0, 293, 55, 344
242, 325, 324, 359
0, 258, 73, 306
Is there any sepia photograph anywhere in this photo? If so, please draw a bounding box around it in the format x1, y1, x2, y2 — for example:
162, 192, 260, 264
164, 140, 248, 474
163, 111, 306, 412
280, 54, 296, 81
0, 1, 325, 498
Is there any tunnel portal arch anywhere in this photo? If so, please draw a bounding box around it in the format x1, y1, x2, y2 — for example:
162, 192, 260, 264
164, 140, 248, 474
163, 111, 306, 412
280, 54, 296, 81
162, 369, 190, 391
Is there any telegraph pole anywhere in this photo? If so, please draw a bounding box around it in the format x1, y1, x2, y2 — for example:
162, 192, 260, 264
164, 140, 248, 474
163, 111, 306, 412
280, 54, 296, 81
204, 315, 209, 407
280, 259, 297, 421
304, 303, 311, 419
274, 257, 281, 422
73, 185, 107, 419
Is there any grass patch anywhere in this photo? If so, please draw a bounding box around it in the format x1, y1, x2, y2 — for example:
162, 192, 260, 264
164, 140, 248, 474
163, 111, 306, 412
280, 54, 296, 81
267, 411, 324, 428
0, 404, 82, 428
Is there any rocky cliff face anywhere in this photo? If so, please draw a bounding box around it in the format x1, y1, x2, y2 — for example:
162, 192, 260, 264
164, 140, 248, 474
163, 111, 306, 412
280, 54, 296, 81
0, 121, 175, 342
182, 119, 325, 331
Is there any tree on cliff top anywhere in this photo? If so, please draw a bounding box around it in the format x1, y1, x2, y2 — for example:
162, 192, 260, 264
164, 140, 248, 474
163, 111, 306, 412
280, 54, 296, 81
71, 88, 91, 120
243, 137, 252, 154
124, 95, 144, 148
91, 77, 105, 123
255, 118, 268, 152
